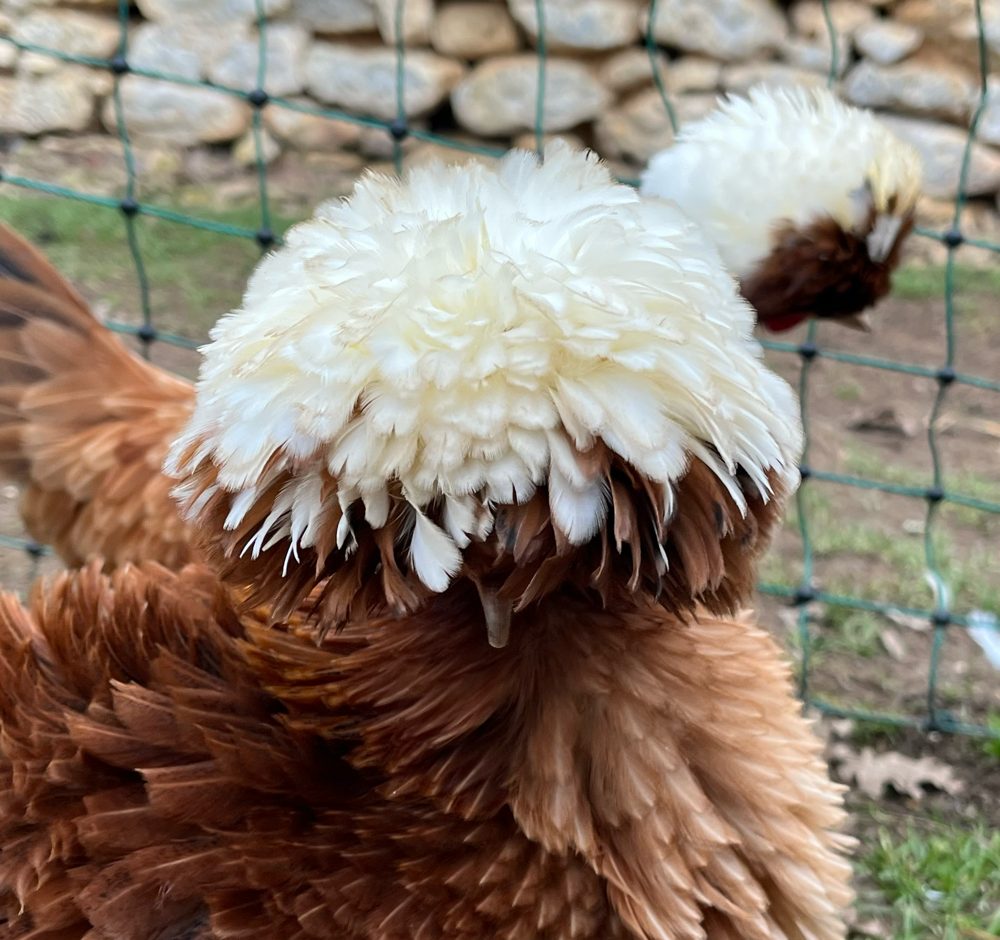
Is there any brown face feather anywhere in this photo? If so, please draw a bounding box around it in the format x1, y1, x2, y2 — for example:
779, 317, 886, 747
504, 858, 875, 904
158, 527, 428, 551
741, 212, 914, 332
184, 451, 786, 634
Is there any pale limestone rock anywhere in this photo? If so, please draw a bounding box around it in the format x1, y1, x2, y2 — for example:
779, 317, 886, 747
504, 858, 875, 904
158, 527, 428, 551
0, 42, 17, 70
782, 33, 852, 77
208, 23, 308, 96
13, 9, 119, 59
511, 130, 585, 150
136, 0, 288, 23
853, 19, 924, 64
18, 51, 60, 75
667, 57, 725, 93
371, 0, 433, 45
0, 64, 101, 134
593, 89, 719, 164
263, 97, 362, 149
128, 21, 250, 80
791, 0, 875, 38
1, 134, 182, 195
306, 42, 464, 120
895, 0, 1000, 64
357, 121, 423, 157
104, 75, 251, 145
975, 76, 1000, 146
843, 57, 976, 122
880, 113, 1000, 198
290, 0, 376, 34
403, 137, 499, 169
430, 2, 519, 59
452, 55, 611, 135
722, 61, 828, 95
508, 0, 640, 51
598, 48, 668, 93
232, 126, 281, 165
647, 0, 787, 61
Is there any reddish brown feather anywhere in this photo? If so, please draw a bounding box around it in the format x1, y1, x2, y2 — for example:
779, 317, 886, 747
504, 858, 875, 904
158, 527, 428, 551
0, 223, 199, 571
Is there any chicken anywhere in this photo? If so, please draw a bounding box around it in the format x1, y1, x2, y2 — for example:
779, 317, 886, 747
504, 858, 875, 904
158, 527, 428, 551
0, 222, 197, 569
0, 143, 854, 940
641, 84, 924, 333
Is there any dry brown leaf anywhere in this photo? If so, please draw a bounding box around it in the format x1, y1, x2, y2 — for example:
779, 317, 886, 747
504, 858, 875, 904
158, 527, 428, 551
829, 744, 963, 799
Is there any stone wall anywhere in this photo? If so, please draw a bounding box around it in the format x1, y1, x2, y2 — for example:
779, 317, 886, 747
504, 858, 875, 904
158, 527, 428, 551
3, 0, 1000, 234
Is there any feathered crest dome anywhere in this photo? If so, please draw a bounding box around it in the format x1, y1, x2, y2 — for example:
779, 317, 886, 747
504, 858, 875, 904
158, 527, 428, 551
640, 84, 924, 278
167, 143, 801, 625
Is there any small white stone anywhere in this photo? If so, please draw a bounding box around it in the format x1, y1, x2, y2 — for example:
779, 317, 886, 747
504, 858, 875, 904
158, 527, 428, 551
128, 21, 250, 81
722, 61, 828, 95
232, 126, 281, 165
208, 23, 309, 96
451, 54, 611, 136
13, 9, 120, 59
782, 33, 852, 77
843, 56, 977, 123
430, 2, 520, 59
508, 0, 640, 52
598, 48, 669, 94
880, 113, 1000, 199
136, 0, 289, 24
264, 97, 362, 149
853, 19, 924, 65
306, 42, 464, 120
105, 74, 251, 146
790, 0, 874, 39
593, 89, 719, 164
0, 64, 98, 135
290, 0, 377, 34
371, 0, 434, 45
511, 130, 585, 151
0, 43, 17, 71
646, 0, 787, 61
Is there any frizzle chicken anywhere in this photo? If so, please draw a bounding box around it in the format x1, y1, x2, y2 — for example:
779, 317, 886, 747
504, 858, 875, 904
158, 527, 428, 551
641, 85, 924, 333
0, 144, 853, 940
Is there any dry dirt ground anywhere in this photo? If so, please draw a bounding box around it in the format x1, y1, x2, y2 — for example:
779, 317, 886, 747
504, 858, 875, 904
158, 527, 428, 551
0, 167, 998, 934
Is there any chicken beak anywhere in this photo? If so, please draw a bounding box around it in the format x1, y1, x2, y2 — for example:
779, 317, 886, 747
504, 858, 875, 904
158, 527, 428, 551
475, 582, 513, 649
866, 213, 905, 264
839, 312, 873, 333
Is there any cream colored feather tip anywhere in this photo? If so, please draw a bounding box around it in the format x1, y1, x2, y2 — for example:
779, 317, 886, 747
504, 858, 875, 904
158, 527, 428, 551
640, 84, 923, 278
167, 142, 802, 592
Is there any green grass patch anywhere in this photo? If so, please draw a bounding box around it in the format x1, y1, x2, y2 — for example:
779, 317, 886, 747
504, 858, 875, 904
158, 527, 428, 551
0, 194, 303, 340
858, 822, 1000, 939
892, 264, 1000, 301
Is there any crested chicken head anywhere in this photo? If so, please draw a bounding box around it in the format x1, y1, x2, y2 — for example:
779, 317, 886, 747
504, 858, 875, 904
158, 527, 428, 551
167, 142, 802, 644
641, 84, 924, 333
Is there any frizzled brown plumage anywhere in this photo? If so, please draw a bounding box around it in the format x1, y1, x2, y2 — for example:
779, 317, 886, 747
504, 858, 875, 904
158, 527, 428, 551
0, 562, 852, 940
0, 223, 197, 570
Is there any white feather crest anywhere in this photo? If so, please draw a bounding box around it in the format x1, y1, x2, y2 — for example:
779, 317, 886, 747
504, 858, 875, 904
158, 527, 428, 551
168, 141, 802, 593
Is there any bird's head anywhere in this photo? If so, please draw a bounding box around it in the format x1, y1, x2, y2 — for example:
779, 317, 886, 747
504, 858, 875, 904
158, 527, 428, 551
167, 143, 801, 646
640, 85, 924, 333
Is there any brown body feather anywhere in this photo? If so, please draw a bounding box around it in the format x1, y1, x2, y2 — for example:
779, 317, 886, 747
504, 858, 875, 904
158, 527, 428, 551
0, 562, 852, 940
0, 224, 197, 569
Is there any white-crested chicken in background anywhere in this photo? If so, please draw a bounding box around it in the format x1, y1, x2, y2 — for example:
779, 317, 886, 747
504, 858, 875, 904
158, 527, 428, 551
641, 84, 924, 333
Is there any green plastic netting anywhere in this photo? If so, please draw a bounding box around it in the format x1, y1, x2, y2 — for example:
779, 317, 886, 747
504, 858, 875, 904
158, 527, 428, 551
1, 0, 998, 740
